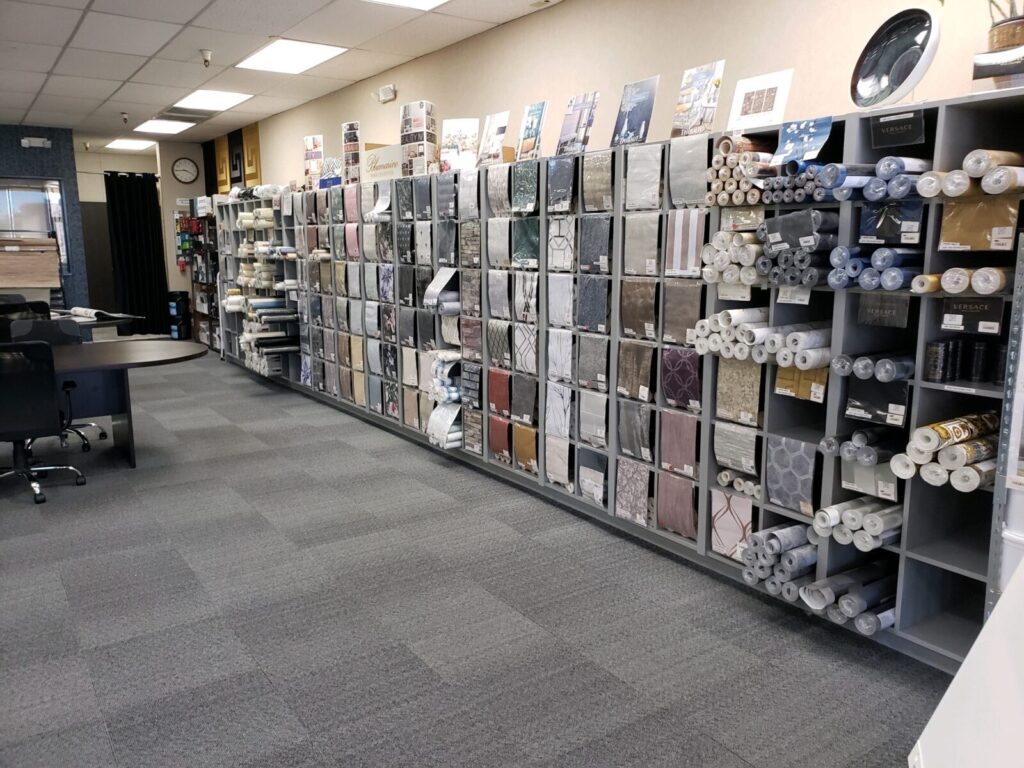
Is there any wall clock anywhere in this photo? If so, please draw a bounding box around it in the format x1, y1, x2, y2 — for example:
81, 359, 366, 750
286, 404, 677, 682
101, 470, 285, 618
172, 157, 199, 184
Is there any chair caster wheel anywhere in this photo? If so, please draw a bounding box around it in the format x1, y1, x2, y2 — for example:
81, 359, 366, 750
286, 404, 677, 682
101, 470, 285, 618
81, 443, 91, 453
75, 476, 87, 486
99, 431, 108, 440
34, 493, 45, 504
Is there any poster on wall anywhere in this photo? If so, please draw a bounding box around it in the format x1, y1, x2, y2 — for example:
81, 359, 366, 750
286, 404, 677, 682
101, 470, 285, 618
671, 60, 725, 137
439, 118, 480, 172
400, 100, 438, 176
611, 75, 659, 146
516, 101, 547, 160
342, 121, 361, 184
555, 91, 600, 155
477, 110, 510, 167
303, 134, 324, 188
727, 69, 793, 131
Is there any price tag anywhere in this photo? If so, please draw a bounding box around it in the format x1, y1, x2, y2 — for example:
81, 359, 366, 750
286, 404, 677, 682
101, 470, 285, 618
646, 259, 658, 275
594, 425, 605, 438
810, 383, 826, 403
768, 232, 782, 243
718, 283, 751, 301
644, 322, 655, 338
778, 286, 811, 305
860, 236, 883, 245
944, 384, 976, 395
902, 221, 921, 233
901, 232, 920, 245
885, 412, 904, 425
662, 461, 673, 471
597, 324, 607, 333
939, 241, 969, 251
603, 195, 612, 210
799, 500, 814, 515
888, 404, 906, 416
641, 448, 652, 461
665, 334, 677, 343
567, 482, 575, 494
739, 409, 755, 425
688, 399, 701, 412
841, 480, 858, 490
685, 328, 697, 345
798, 235, 816, 248
598, 256, 609, 272
683, 464, 695, 477
992, 226, 1014, 250
979, 321, 1000, 334
877, 480, 897, 501
624, 328, 636, 337
597, 373, 606, 382
617, 386, 629, 396
639, 385, 650, 401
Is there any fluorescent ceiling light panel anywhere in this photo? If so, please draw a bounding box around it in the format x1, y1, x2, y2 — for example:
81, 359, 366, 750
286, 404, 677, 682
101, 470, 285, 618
237, 39, 347, 74
106, 139, 155, 150
134, 119, 195, 134
361, 0, 448, 10
174, 89, 252, 111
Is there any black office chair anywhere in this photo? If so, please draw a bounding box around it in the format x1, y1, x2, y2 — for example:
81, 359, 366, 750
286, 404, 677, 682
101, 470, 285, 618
5, 319, 108, 451
0, 341, 86, 504
0, 294, 27, 304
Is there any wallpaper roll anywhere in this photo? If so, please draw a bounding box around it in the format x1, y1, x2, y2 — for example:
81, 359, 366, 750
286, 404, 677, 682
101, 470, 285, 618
625, 143, 663, 211
657, 473, 696, 540
766, 435, 818, 515
487, 218, 511, 268
488, 270, 511, 320
660, 409, 698, 477
396, 222, 414, 264
512, 161, 540, 214
486, 163, 511, 215
547, 156, 576, 213
911, 411, 1000, 452
514, 271, 539, 323
513, 324, 538, 375
716, 358, 762, 426
579, 390, 608, 447
545, 435, 573, 487
577, 332, 608, 390
579, 215, 612, 273
513, 424, 539, 474
547, 273, 575, 328
547, 215, 576, 272
621, 279, 658, 339
487, 319, 512, 368
714, 422, 758, 475
664, 209, 706, 277
547, 327, 574, 383
578, 448, 608, 505
662, 279, 702, 345
661, 346, 700, 409
460, 220, 481, 266
461, 270, 481, 317
583, 150, 615, 212
461, 317, 482, 361
489, 415, 512, 463
617, 340, 655, 401
618, 400, 655, 461
458, 169, 480, 220
669, 134, 710, 208
512, 217, 541, 268
577, 276, 610, 333
616, 458, 652, 527
544, 381, 574, 440
623, 212, 662, 276
487, 367, 511, 416
710, 489, 753, 561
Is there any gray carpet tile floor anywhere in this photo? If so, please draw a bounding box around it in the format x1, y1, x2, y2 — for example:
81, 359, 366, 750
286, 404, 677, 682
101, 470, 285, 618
0, 354, 951, 767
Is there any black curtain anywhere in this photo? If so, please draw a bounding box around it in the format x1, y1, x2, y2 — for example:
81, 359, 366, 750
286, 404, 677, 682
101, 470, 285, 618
103, 172, 168, 335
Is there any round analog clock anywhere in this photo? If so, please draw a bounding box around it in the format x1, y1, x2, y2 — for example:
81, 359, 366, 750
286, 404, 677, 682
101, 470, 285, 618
172, 157, 199, 184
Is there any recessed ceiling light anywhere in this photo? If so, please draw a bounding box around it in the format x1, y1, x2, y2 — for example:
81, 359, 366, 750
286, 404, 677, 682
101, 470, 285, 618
134, 119, 195, 134
106, 139, 155, 151
361, 0, 448, 10
237, 39, 347, 75
174, 89, 252, 112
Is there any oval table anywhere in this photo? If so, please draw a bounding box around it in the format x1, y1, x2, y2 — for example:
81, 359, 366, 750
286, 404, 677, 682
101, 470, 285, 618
52, 340, 208, 468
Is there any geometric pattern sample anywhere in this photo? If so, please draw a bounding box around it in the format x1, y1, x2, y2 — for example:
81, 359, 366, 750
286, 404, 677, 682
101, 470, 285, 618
765, 435, 818, 516
579, 215, 612, 273
716, 358, 762, 427
711, 489, 753, 561
488, 218, 511, 268
657, 472, 697, 540
487, 319, 512, 369
547, 215, 576, 272
615, 457, 651, 527
396, 222, 414, 263
514, 271, 539, 323
623, 212, 661, 276
625, 143, 663, 211
511, 161, 539, 214
661, 279, 702, 344
513, 323, 538, 375
661, 346, 700, 408
583, 150, 614, 212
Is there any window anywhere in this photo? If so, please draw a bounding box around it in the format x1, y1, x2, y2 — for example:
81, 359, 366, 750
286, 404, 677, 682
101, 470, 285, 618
0, 178, 68, 272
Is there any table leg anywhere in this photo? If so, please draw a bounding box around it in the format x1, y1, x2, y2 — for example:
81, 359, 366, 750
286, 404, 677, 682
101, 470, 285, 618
110, 370, 136, 468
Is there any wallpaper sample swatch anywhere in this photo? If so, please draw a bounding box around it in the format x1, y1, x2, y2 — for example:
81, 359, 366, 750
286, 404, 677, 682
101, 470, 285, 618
714, 422, 758, 475
367, 375, 383, 413
382, 343, 398, 379
337, 332, 352, 367
348, 299, 364, 336
545, 381, 573, 439
462, 270, 481, 317
323, 329, 337, 362
547, 273, 575, 329
364, 300, 380, 338
334, 261, 346, 297
488, 367, 511, 416
513, 424, 539, 474
579, 390, 608, 447
458, 169, 479, 220
511, 374, 537, 425
765, 435, 818, 516
461, 317, 482, 361
577, 332, 608, 390
661, 346, 700, 408
665, 209, 705, 277
381, 304, 397, 343
352, 370, 366, 406
487, 319, 512, 368
511, 161, 539, 214
618, 400, 655, 462
436, 171, 457, 219
711, 490, 753, 561
576, 275, 610, 333
343, 185, 359, 224
402, 386, 419, 429
463, 409, 483, 454
513, 324, 538, 375
486, 164, 512, 215
396, 222, 414, 264
399, 307, 416, 346
654, 473, 695, 542
398, 266, 415, 307
545, 435, 573, 488
547, 327, 575, 383
436, 220, 458, 265
416, 311, 436, 351
395, 178, 414, 221
938, 198, 1019, 251
345, 224, 360, 261
662, 279, 702, 344
339, 367, 353, 402
488, 270, 511, 319
419, 392, 434, 433
415, 266, 433, 308
514, 271, 539, 323
579, 215, 612, 273
547, 156, 576, 213
335, 299, 349, 332
620, 278, 659, 339
378, 264, 395, 304
716, 358, 762, 426
547, 215, 576, 272
623, 212, 661, 276
441, 315, 460, 347
625, 143, 663, 210
617, 340, 655, 401
364, 263, 380, 301
359, 184, 375, 223
461, 361, 482, 409
418, 352, 433, 392
578, 448, 607, 505
660, 409, 698, 477
460, 220, 481, 267
384, 380, 400, 419
583, 151, 614, 212
512, 217, 541, 269
415, 221, 433, 265
413, 175, 431, 220
669, 134, 710, 208
859, 201, 924, 246
616, 458, 652, 527
362, 224, 378, 263
402, 346, 418, 386
377, 225, 393, 263
488, 218, 511, 268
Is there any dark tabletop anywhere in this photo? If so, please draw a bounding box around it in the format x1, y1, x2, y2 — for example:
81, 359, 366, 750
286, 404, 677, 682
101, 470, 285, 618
53, 340, 208, 374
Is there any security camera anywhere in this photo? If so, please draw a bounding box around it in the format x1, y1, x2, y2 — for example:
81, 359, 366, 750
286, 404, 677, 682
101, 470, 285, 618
121, 112, 128, 125
201, 49, 212, 68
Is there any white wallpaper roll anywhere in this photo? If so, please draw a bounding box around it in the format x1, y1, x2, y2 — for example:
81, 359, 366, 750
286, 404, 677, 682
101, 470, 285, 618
920, 463, 949, 486
775, 349, 795, 367
786, 328, 832, 352
950, 459, 997, 492
720, 307, 769, 327
795, 347, 831, 370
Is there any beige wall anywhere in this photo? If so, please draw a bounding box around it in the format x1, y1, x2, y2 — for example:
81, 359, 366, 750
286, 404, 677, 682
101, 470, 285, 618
257, 0, 989, 184
74, 150, 158, 203
155, 141, 206, 293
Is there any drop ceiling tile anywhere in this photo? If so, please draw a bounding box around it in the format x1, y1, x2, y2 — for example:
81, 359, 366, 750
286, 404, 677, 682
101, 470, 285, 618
234, 94, 305, 115
0, 1, 83, 46
54, 48, 147, 80
203, 111, 256, 128
359, 12, 493, 57
0, 70, 45, 93
193, 0, 332, 36
198, 67, 292, 95
0, 91, 36, 110
24, 110, 84, 128
32, 93, 103, 114
110, 82, 190, 106
0, 41, 62, 73
43, 75, 123, 100
284, 0, 421, 47
70, 12, 182, 56
434, 0, 541, 24
91, 0, 209, 24
306, 48, 411, 81
261, 75, 350, 101
132, 58, 224, 88
0, 106, 26, 122
31, 0, 90, 7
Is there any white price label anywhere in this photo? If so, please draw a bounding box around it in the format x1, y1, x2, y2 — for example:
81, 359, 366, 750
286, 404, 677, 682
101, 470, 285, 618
641, 448, 652, 461
841, 480, 858, 490
939, 241, 969, 251
597, 373, 606, 382
688, 399, 701, 411
888, 403, 906, 416
594, 425, 605, 438
617, 386, 629, 395
943, 313, 963, 326
644, 322, 655, 338
685, 328, 697, 345
902, 221, 921, 233
877, 480, 897, 501
598, 324, 607, 333
778, 286, 811, 305
739, 409, 755, 425
768, 232, 783, 243
599, 256, 609, 272
798, 235, 816, 248
799, 501, 814, 515
683, 464, 695, 476
741, 459, 756, 473
992, 226, 1014, 250
662, 462, 673, 471
979, 321, 1000, 334
885, 412, 904, 425
638, 385, 650, 401
944, 384, 976, 394
718, 283, 751, 301
860, 236, 883, 245
603, 195, 612, 210
646, 259, 658, 275
901, 232, 921, 245
665, 334, 677, 343
810, 383, 825, 403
